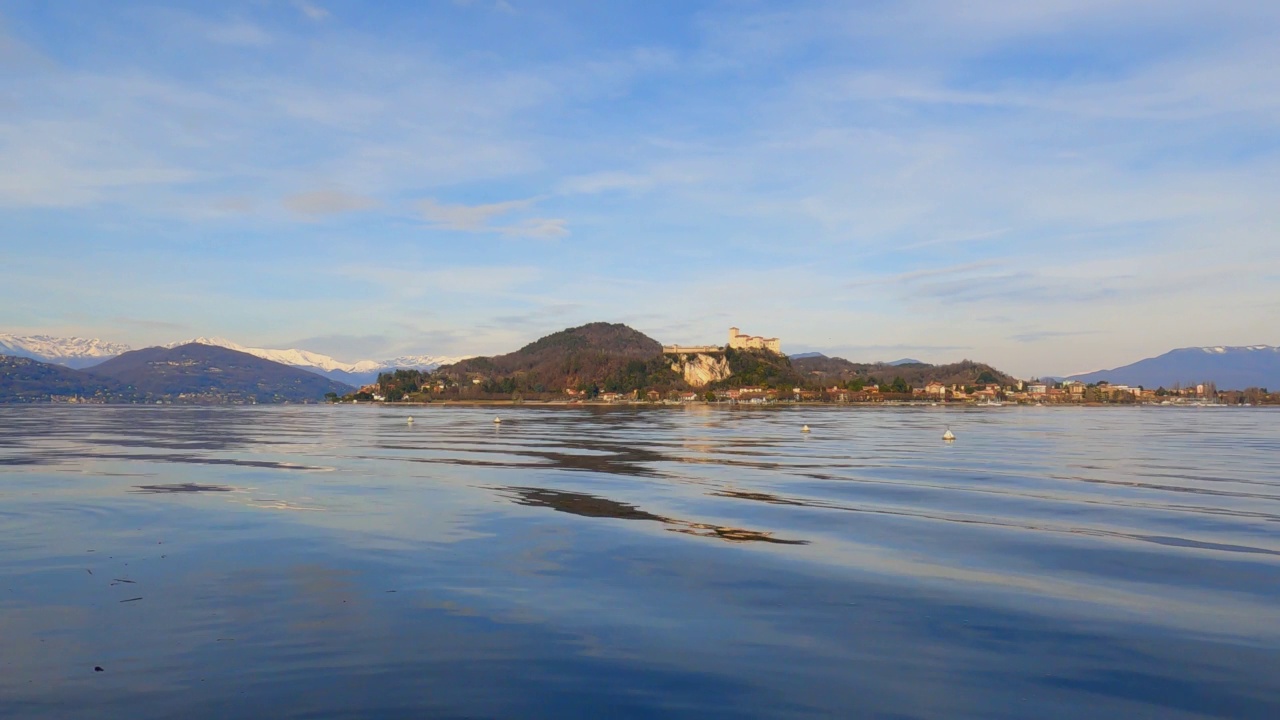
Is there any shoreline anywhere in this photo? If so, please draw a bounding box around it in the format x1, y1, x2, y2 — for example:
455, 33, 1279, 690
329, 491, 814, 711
327, 400, 1267, 409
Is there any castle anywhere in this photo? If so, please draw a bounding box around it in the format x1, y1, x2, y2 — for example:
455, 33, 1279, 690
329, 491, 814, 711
661, 327, 782, 356
728, 327, 781, 354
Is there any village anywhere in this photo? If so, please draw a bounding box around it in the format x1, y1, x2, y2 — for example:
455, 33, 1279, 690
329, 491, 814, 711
571, 380, 1233, 406
349, 325, 1276, 406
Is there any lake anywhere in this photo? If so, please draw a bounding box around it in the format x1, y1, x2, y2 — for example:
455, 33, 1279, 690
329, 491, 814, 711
2, 405, 1278, 719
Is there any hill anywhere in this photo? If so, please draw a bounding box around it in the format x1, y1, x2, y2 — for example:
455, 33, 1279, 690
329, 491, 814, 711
708, 348, 809, 389
1067, 345, 1280, 390
0, 355, 134, 403
434, 322, 680, 394
792, 356, 1016, 387
90, 344, 354, 402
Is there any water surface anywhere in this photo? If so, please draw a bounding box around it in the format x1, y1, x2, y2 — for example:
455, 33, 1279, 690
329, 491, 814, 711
2, 405, 1278, 718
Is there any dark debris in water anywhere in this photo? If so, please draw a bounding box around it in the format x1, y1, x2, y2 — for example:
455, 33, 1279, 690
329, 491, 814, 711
130, 483, 233, 494
670, 524, 810, 545
503, 486, 809, 545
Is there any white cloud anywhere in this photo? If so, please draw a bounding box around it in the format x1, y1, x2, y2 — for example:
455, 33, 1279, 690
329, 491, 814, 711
294, 1, 330, 21
417, 198, 568, 238
557, 171, 652, 195
206, 20, 271, 46
335, 263, 542, 297
283, 190, 378, 217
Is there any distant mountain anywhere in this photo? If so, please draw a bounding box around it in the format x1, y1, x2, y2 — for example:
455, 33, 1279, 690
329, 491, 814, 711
163, 337, 468, 385
792, 355, 1016, 387
887, 358, 924, 366
0, 334, 131, 369
436, 322, 673, 392
789, 352, 826, 360
90, 343, 353, 402
0, 355, 133, 403
1066, 345, 1280, 390
1, 333, 467, 385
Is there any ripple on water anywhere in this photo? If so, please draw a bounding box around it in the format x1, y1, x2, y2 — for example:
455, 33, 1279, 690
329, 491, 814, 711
0, 404, 1277, 720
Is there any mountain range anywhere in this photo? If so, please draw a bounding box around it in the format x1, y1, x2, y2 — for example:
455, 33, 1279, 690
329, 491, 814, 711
1, 344, 353, 404
0, 334, 466, 385
6, 331, 1279, 398
1066, 345, 1280, 390
0, 334, 132, 369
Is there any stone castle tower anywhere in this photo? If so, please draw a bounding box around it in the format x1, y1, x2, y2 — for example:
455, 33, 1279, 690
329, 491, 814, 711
728, 327, 781, 355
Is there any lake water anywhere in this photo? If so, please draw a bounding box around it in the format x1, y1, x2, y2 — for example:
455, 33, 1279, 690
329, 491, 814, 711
2, 405, 1278, 719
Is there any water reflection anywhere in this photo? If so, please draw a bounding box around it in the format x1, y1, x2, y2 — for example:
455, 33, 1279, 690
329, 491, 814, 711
0, 405, 1278, 719
505, 486, 809, 545
131, 482, 234, 494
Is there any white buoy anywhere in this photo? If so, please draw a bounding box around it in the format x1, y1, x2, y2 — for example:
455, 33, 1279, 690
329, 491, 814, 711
407, 416, 414, 424
802, 425, 811, 433
943, 428, 955, 441
493, 416, 502, 424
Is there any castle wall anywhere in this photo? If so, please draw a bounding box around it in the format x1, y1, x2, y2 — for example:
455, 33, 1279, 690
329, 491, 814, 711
662, 345, 724, 355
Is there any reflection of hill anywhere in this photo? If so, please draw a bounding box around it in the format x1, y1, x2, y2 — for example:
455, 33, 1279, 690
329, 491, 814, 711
508, 487, 664, 521
503, 486, 808, 545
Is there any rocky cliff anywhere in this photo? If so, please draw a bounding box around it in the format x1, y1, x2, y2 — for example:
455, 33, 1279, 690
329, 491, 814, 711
669, 353, 732, 387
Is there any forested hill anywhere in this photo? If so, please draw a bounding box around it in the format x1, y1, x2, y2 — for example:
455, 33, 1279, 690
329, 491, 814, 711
791, 355, 1016, 387
89, 344, 353, 402
0, 355, 131, 403
434, 323, 677, 393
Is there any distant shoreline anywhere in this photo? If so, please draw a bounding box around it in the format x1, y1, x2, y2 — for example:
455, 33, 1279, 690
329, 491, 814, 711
328, 400, 1274, 409
8, 399, 1274, 408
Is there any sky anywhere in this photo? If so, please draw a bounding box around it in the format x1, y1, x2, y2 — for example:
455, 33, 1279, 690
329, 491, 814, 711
1, 0, 1277, 377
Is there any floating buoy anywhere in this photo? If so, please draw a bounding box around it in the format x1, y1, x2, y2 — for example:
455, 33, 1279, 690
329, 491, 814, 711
943, 428, 955, 441
801, 425, 811, 433
493, 417, 502, 424
407, 416, 414, 424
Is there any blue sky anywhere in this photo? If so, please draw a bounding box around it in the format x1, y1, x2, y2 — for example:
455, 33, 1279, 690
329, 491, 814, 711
1, 0, 1277, 376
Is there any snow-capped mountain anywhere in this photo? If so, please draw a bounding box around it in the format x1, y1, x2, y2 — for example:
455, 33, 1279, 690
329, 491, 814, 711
2, 333, 468, 384
1066, 345, 1280, 390
163, 337, 469, 385
163, 337, 382, 373
0, 334, 133, 369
